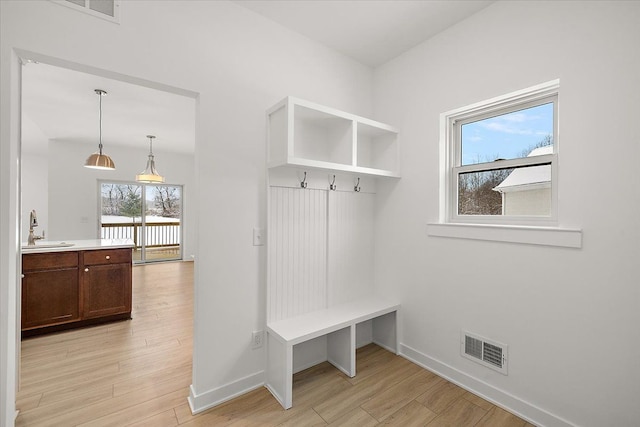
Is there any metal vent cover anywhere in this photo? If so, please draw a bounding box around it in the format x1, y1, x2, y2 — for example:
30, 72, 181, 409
461, 331, 508, 375
51, 0, 120, 22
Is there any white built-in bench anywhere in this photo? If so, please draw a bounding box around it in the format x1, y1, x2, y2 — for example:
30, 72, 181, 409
265, 296, 400, 409
265, 98, 402, 410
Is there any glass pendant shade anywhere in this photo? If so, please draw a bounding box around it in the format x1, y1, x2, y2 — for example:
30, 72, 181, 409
136, 135, 165, 183
85, 89, 115, 170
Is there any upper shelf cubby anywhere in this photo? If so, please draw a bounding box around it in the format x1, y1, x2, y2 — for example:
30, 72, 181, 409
267, 97, 400, 178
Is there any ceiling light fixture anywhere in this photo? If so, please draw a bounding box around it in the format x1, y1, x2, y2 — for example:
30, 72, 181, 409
136, 135, 165, 183
84, 89, 115, 170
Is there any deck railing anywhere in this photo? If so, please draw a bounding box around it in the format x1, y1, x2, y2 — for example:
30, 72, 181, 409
101, 221, 181, 249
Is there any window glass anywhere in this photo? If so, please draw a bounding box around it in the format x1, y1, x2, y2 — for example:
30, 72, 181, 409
458, 163, 552, 216
461, 102, 554, 166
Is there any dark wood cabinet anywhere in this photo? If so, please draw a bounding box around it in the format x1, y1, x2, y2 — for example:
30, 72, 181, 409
21, 252, 80, 330
82, 249, 132, 319
22, 247, 132, 336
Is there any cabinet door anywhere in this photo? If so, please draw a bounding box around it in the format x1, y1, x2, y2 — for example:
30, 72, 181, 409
82, 263, 132, 319
22, 268, 80, 330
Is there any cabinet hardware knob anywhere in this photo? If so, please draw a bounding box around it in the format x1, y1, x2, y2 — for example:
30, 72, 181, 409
84, 268, 89, 272
21, 274, 25, 279
106, 255, 110, 260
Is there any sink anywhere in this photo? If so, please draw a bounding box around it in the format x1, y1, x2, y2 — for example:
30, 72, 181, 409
21, 242, 75, 250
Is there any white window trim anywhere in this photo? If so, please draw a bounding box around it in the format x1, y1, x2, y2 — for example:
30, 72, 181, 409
430, 79, 582, 248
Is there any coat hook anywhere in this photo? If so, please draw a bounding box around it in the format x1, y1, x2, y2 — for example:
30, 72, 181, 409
330, 175, 337, 191
354, 177, 361, 192
300, 171, 308, 189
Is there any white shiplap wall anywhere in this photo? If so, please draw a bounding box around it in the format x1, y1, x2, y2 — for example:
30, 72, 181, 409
327, 190, 375, 306
267, 185, 375, 323
268, 187, 328, 322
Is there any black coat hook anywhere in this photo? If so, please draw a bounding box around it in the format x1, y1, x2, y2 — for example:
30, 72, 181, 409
354, 177, 361, 192
300, 171, 308, 189
330, 175, 337, 191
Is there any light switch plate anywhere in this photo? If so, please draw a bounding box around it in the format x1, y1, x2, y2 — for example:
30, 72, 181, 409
253, 227, 264, 246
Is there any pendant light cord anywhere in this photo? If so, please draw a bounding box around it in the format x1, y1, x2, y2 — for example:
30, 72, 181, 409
98, 91, 103, 155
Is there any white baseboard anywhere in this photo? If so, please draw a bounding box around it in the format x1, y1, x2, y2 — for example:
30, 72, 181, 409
188, 370, 265, 415
399, 343, 577, 427
293, 356, 327, 374
373, 339, 397, 355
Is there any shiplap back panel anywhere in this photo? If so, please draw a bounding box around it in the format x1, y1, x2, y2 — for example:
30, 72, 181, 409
268, 187, 328, 322
327, 191, 375, 306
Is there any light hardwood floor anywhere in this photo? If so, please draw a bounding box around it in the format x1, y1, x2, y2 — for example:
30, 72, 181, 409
16, 262, 533, 426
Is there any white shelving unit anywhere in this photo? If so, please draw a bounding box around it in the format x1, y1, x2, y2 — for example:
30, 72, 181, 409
264, 96, 401, 410
267, 97, 400, 178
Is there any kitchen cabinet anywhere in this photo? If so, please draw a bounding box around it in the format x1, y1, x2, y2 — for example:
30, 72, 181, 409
82, 249, 132, 319
22, 252, 80, 330
21, 241, 133, 337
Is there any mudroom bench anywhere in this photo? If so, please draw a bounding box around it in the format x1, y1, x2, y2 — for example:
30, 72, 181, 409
265, 296, 399, 409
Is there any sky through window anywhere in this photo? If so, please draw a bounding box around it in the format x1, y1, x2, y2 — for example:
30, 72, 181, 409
461, 102, 553, 165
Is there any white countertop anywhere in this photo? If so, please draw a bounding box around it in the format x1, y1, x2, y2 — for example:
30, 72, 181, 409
21, 239, 134, 254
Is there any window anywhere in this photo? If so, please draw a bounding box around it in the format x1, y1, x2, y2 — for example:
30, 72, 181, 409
443, 80, 559, 226
430, 80, 581, 248
99, 181, 183, 263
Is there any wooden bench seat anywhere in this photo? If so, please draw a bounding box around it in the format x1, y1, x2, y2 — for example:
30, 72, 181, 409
265, 296, 400, 409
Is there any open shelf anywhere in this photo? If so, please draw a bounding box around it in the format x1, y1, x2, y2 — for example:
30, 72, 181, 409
356, 121, 398, 172
267, 97, 400, 179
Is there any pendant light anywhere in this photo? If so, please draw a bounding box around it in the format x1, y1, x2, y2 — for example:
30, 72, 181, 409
84, 89, 116, 170
135, 135, 165, 183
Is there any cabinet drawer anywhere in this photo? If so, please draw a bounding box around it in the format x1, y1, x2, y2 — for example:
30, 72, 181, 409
23, 252, 79, 271
83, 248, 132, 266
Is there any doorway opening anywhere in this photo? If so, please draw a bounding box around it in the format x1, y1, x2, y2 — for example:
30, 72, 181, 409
15, 51, 198, 422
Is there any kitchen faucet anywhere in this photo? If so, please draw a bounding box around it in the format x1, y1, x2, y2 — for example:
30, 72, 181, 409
27, 210, 45, 245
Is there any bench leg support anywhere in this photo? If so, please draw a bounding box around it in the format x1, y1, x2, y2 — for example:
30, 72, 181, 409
266, 332, 293, 409
327, 325, 356, 377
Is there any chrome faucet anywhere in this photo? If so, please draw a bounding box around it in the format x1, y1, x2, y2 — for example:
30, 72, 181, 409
27, 210, 45, 246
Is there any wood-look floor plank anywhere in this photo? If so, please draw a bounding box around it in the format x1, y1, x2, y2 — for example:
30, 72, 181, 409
426, 398, 487, 427
327, 407, 378, 426
475, 406, 528, 427
14, 392, 42, 412
38, 383, 113, 407
16, 261, 530, 427
177, 388, 275, 427
379, 400, 437, 426
174, 402, 203, 425
461, 390, 495, 411
415, 380, 467, 414
313, 355, 422, 423
275, 408, 327, 427
112, 362, 191, 397
361, 368, 444, 421
75, 386, 189, 427
126, 409, 179, 427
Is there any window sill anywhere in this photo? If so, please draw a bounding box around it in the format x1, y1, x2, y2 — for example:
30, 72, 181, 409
427, 223, 582, 248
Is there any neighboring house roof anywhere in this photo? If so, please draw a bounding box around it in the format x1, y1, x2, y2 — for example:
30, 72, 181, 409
493, 145, 552, 193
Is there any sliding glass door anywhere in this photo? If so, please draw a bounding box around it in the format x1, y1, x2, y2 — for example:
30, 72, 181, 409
99, 181, 183, 263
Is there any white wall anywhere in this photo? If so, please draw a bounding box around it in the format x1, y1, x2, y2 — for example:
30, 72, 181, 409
373, 2, 640, 426
0, 0, 372, 423
44, 140, 196, 259
21, 153, 48, 243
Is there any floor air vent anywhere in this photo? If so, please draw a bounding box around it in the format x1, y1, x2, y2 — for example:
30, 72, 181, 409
461, 332, 508, 375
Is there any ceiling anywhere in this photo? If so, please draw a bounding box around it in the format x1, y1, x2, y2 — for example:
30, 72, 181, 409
22, 0, 493, 155
22, 62, 197, 155
233, 0, 494, 67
